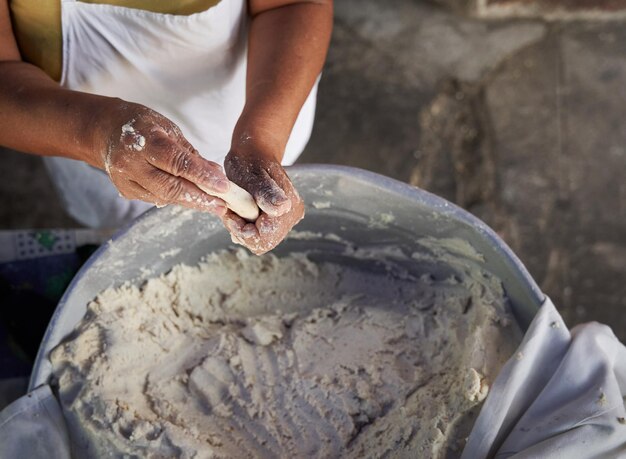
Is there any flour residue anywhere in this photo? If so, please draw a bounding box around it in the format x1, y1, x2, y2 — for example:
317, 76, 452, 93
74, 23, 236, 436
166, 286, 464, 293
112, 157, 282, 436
121, 120, 146, 152
368, 212, 396, 228
312, 201, 332, 209
51, 243, 520, 458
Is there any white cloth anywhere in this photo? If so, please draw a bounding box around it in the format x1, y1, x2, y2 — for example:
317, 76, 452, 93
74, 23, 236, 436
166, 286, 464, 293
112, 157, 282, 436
0, 385, 70, 459
4, 298, 623, 457
44, 0, 318, 228
463, 298, 626, 458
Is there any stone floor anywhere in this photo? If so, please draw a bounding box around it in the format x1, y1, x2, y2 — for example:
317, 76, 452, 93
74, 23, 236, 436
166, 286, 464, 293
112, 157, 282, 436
1, 0, 625, 339
299, 0, 626, 340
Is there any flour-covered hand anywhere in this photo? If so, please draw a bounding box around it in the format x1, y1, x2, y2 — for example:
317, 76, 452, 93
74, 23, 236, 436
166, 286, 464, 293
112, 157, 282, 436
101, 104, 229, 215
222, 150, 304, 255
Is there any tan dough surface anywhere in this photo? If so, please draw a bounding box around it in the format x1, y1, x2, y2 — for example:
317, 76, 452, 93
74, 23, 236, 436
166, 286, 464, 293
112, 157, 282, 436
51, 244, 521, 458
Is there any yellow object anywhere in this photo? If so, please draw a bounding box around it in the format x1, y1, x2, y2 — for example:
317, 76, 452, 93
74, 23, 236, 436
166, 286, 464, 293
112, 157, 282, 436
9, 0, 221, 81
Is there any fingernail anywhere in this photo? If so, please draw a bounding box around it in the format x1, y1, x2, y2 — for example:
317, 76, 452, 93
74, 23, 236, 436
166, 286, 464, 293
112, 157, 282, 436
259, 190, 288, 210
269, 187, 288, 204
215, 178, 230, 193
270, 194, 288, 206
242, 225, 257, 238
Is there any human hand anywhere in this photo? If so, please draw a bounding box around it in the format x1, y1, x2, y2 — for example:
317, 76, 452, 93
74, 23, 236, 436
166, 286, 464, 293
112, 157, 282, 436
100, 104, 230, 215
222, 150, 304, 255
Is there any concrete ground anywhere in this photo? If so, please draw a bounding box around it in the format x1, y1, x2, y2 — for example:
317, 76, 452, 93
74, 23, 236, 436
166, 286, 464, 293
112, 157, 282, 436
1, 0, 625, 339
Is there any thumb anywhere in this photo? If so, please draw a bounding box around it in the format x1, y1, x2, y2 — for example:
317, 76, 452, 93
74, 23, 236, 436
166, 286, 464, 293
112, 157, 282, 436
225, 154, 291, 217
251, 170, 291, 217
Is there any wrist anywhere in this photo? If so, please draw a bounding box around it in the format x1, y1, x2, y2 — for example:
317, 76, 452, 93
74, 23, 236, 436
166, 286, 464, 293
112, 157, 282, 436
80, 97, 121, 170
80, 97, 133, 170
230, 137, 282, 165
231, 114, 290, 164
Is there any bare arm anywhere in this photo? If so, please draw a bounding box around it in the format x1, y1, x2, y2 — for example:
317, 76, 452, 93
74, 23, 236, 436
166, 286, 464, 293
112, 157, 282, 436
224, 0, 333, 254
0, 0, 108, 168
234, 0, 333, 158
0, 0, 230, 217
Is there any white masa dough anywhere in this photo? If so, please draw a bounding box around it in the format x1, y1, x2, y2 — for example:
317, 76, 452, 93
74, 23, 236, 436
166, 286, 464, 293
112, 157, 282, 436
50, 244, 521, 458
205, 181, 260, 222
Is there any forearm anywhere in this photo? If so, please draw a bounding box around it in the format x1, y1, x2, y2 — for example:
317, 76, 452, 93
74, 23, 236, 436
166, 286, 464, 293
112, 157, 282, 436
0, 61, 120, 168
232, 0, 333, 160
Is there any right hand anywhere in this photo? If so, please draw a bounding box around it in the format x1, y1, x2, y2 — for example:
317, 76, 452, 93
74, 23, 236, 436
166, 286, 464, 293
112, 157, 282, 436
99, 103, 230, 215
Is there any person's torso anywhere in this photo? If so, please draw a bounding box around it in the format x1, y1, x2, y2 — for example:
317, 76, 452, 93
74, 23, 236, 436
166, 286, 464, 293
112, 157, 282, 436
12, 0, 314, 230
9, 0, 222, 81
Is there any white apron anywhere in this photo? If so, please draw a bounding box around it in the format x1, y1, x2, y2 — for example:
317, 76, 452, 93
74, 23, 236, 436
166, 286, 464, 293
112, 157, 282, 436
44, 0, 318, 228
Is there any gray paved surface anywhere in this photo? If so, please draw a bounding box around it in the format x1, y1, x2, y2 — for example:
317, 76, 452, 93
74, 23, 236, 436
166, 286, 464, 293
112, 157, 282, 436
299, 1, 626, 339
1, 0, 624, 338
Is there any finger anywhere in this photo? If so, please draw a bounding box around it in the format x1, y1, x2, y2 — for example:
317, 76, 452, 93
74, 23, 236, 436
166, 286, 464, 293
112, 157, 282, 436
254, 202, 305, 254
253, 214, 287, 254
167, 123, 197, 154
252, 171, 291, 218
256, 213, 281, 237
138, 111, 185, 142
117, 180, 159, 203
147, 141, 230, 194
222, 211, 272, 254
223, 211, 259, 240
142, 167, 228, 216
224, 210, 292, 255
225, 156, 291, 217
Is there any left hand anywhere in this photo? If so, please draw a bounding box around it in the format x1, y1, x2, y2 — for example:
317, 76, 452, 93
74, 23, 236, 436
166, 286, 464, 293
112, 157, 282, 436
222, 150, 304, 255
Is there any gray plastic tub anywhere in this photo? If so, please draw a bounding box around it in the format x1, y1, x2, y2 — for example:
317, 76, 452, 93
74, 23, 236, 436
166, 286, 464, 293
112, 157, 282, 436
29, 164, 544, 390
